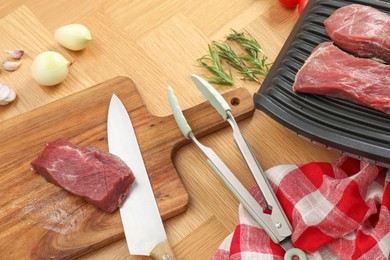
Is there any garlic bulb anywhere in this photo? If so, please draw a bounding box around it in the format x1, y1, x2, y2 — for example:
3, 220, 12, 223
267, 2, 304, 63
31, 51, 72, 86
0, 83, 16, 105
55, 24, 92, 51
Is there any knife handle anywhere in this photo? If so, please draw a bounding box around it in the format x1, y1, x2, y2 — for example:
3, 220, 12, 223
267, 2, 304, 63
150, 239, 176, 260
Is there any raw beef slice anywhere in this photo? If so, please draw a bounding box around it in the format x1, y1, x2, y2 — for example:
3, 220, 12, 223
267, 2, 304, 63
293, 42, 390, 115
325, 4, 390, 63
31, 139, 135, 213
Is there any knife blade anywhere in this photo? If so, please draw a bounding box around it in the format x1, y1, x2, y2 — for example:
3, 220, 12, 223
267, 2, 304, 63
107, 94, 175, 259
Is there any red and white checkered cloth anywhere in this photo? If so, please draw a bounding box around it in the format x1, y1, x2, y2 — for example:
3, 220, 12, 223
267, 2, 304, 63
212, 156, 390, 259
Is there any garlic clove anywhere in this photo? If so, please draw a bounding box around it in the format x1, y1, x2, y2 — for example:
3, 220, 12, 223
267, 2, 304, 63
0, 100, 10, 105
55, 24, 92, 51
4, 49, 24, 59
31, 51, 72, 86
0, 83, 16, 105
2, 60, 22, 71
0, 83, 11, 100
4, 88, 16, 102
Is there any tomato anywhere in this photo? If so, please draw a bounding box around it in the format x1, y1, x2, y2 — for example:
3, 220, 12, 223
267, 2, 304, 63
298, 0, 309, 14
278, 0, 300, 8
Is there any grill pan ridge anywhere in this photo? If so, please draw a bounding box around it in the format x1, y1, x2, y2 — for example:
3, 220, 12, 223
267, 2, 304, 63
254, 0, 390, 166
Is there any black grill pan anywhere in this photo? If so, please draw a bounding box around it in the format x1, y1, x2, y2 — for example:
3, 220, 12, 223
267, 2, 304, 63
254, 0, 390, 166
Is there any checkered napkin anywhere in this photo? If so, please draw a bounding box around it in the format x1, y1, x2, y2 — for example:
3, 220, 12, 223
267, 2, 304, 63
212, 156, 390, 259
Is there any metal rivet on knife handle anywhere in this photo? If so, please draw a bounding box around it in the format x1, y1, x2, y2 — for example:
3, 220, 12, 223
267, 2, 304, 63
150, 239, 176, 260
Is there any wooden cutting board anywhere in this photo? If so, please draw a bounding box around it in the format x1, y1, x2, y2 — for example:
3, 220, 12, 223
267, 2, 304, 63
0, 76, 254, 259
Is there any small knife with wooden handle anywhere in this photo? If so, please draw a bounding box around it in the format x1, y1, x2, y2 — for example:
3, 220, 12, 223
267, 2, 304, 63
107, 94, 175, 259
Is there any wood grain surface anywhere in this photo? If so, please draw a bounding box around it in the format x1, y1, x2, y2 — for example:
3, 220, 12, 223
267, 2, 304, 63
0, 1, 338, 259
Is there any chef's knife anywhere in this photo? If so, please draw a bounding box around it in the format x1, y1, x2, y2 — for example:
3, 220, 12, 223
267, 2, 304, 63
107, 94, 175, 259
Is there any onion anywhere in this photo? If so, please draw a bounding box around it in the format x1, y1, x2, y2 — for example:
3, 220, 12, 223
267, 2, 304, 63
55, 24, 92, 51
31, 51, 72, 86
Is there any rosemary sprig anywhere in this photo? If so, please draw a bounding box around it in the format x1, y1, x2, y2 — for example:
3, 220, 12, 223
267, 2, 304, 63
197, 29, 272, 85
227, 29, 272, 76
212, 40, 258, 82
197, 44, 234, 86
240, 55, 271, 77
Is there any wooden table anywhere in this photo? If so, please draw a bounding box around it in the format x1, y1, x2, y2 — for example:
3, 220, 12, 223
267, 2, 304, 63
0, 1, 337, 259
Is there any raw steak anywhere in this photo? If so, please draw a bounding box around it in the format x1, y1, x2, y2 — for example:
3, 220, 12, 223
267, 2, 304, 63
293, 42, 390, 115
324, 4, 390, 63
31, 139, 135, 213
